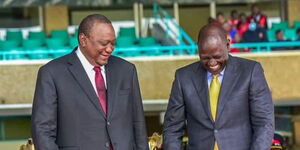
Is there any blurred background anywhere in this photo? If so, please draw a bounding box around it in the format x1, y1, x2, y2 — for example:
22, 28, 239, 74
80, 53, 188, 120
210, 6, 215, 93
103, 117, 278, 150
0, 0, 300, 149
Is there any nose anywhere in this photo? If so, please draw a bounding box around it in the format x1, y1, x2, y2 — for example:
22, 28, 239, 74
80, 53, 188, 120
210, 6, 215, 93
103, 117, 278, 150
105, 43, 114, 53
208, 59, 217, 66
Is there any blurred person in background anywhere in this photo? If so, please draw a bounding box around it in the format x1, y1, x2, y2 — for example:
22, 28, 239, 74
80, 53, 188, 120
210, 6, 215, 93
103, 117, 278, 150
237, 13, 250, 37
242, 20, 267, 43
228, 10, 239, 29
247, 4, 268, 29
275, 30, 285, 42
31, 14, 149, 150
223, 22, 238, 43
208, 17, 216, 24
270, 133, 286, 150
215, 12, 226, 25
272, 29, 291, 51
163, 23, 274, 150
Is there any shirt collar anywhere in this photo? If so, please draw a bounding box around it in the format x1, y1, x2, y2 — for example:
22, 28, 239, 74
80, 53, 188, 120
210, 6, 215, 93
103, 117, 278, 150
207, 67, 225, 79
76, 47, 105, 72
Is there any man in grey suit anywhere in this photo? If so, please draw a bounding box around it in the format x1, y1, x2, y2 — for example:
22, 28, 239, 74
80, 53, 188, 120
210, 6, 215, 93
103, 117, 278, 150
31, 14, 149, 150
163, 24, 274, 150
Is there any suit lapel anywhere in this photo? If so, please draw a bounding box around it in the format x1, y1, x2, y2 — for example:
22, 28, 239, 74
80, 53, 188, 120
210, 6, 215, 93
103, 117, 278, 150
216, 56, 241, 122
192, 63, 213, 121
105, 57, 117, 119
67, 52, 106, 119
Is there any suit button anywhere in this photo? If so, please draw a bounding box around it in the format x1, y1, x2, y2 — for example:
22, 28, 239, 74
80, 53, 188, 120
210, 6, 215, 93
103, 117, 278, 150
107, 121, 110, 125
105, 142, 110, 147
214, 129, 218, 133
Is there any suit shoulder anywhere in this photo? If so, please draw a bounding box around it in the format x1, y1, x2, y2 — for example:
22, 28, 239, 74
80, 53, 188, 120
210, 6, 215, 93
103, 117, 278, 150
232, 56, 259, 67
109, 55, 135, 68
40, 53, 71, 71
177, 61, 199, 71
176, 61, 199, 74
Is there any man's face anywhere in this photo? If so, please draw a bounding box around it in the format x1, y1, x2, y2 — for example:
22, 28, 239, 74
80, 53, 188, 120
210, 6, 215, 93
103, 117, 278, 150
252, 6, 260, 15
198, 37, 229, 75
79, 22, 115, 66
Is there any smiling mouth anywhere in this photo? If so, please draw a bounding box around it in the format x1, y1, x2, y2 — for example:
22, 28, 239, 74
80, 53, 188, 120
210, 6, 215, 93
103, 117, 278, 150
209, 65, 220, 70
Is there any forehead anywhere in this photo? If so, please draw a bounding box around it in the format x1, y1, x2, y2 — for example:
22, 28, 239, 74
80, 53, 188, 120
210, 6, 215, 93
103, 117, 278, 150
89, 22, 115, 37
199, 36, 226, 54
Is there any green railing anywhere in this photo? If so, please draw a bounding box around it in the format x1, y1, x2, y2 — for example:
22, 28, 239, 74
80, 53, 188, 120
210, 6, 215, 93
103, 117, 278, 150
231, 41, 300, 52
113, 3, 198, 56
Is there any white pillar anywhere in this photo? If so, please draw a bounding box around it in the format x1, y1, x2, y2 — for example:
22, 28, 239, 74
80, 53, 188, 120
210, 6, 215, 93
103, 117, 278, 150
133, 3, 140, 38
38, 6, 44, 30
210, 1, 216, 18
173, 2, 180, 24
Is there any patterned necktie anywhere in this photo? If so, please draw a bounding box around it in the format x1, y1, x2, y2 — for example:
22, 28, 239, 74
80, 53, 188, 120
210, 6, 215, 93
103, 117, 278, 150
209, 74, 220, 150
93, 66, 107, 114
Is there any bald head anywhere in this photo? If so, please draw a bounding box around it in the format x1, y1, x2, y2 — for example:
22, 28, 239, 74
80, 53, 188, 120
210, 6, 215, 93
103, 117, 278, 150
197, 23, 228, 47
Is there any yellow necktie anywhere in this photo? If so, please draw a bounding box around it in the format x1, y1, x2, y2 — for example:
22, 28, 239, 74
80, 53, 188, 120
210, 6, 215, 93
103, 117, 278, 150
209, 74, 220, 150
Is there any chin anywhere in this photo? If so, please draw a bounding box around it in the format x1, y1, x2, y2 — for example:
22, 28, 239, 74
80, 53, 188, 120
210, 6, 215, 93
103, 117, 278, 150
96, 60, 108, 66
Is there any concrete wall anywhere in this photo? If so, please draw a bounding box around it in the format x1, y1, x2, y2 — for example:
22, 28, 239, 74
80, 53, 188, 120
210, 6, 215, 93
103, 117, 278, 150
0, 51, 300, 104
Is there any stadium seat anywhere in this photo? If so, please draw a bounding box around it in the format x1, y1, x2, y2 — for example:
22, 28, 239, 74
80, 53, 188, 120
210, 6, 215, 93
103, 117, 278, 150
22, 39, 46, 59
22, 39, 43, 50
69, 37, 78, 48
6, 30, 23, 46
116, 36, 136, 47
138, 37, 158, 46
284, 28, 297, 41
272, 22, 289, 31
46, 38, 68, 58
46, 38, 65, 49
0, 40, 19, 50
118, 27, 136, 39
28, 31, 46, 43
294, 20, 300, 29
267, 29, 276, 42
51, 29, 69, 45
0, 40, 24, 60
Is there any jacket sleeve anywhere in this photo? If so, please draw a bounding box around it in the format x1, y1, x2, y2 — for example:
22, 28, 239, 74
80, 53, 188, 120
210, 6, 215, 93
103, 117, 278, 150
31, 66, 59, 150
249, 62, 275, 150
163, 70, 186, 150
131, 66, 150, 150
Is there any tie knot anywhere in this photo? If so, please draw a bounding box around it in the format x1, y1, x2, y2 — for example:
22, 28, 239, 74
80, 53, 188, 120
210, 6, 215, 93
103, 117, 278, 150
212, 74, 219, 79
93, 66, 101, 72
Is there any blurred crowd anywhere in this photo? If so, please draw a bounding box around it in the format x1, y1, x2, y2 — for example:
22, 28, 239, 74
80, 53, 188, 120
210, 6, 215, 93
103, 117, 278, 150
208, 4, 300, 52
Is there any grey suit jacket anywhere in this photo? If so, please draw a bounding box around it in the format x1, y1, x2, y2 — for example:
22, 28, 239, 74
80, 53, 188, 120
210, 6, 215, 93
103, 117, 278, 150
163, 56, 274, 150
31, 51, 149, 150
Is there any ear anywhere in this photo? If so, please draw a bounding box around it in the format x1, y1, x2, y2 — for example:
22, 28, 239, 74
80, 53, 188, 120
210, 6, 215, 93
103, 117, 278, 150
79, 33, 87, 47
226, 37, 231, 50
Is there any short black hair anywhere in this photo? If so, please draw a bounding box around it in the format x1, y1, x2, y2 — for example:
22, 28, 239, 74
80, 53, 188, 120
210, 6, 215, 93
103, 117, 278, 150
216, 12, 224, 17
275, 29, 283, 35
231, 10, 238, 16
78, 14, 111, 42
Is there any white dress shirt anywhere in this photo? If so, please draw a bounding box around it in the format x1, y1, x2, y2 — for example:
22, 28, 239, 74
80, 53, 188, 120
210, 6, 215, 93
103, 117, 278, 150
207, 68, 225, 88
76, 47, 107, 95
